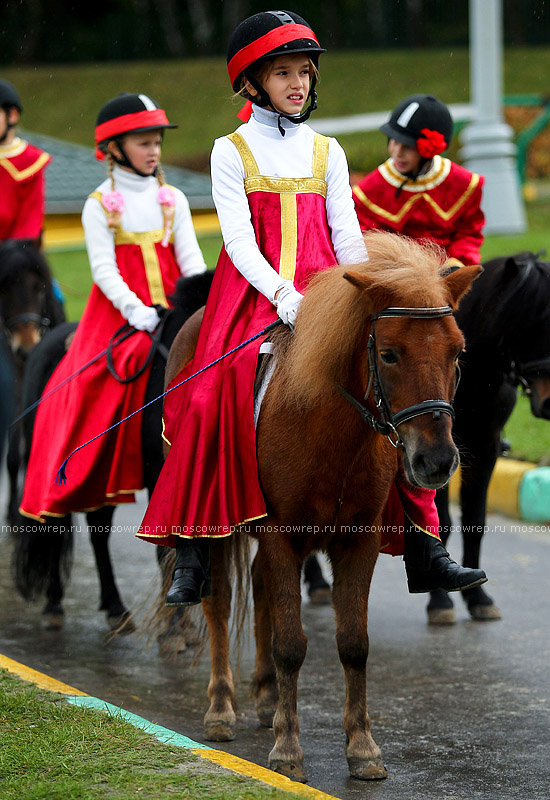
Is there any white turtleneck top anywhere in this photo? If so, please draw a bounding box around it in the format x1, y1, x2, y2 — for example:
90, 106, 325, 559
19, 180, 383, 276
82, 165, 207, 318
211, 106, 368, 303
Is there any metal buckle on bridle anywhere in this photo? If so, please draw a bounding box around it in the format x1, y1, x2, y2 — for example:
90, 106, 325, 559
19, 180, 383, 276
508, 357, 550, 396
338, 305, 456, 447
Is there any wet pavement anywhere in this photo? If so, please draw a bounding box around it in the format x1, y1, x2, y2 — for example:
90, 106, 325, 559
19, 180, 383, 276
1, 469, 549, 800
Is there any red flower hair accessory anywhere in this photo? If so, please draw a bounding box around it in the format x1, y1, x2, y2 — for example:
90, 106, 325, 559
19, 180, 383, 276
417, 128, 447, 158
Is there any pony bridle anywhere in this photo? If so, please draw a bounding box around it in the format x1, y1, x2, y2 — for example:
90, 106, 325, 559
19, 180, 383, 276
337, 305, 455, 449
508, 357, 550, 396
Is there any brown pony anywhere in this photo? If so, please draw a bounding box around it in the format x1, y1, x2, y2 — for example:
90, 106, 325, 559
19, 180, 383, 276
164, 231, 481, 782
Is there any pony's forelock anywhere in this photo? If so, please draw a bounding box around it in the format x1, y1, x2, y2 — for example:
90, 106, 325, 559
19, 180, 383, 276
275, 231, 448, 408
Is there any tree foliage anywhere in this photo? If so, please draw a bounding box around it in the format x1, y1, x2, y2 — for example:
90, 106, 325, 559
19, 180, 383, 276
1, 0, 549, 64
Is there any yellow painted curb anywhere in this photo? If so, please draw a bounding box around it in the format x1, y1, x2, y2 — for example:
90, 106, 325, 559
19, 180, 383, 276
194, 749, 338, 799
449, 458, 535, 519
1, 654, 341, 800
0, 654, 88, 696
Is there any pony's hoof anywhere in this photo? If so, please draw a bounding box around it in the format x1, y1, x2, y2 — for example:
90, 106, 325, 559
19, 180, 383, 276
41, 602, 64, 630
308, 586, 332, 605
269, 759, 307, 783
469, 603, 502, 621
347, 756, 388, 781
427, 607, 456, 625
204, 720, 235, 742
107, 610, 136, 634
41, 612, 64, 630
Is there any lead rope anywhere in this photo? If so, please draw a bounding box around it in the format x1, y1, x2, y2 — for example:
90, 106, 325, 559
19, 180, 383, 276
55, 318, 283, 485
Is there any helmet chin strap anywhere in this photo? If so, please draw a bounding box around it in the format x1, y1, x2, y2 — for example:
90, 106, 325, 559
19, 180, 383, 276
244, 72, 318, 137
394, 156, 432, 198
111, 137, 158, 178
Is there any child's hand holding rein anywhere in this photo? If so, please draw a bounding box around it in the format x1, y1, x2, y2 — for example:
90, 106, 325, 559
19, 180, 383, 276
128, 304, 160, 332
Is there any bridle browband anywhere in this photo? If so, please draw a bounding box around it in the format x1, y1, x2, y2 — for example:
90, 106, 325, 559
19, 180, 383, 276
337, 305, 455, 449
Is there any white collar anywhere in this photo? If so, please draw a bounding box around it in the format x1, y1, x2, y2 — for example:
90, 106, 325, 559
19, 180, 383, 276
250, 105, 302, 139
110, 163, 157, 193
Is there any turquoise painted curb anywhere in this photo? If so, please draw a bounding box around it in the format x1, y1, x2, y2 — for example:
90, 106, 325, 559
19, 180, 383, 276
519, 466, 550, 523
66, 695, 210, 749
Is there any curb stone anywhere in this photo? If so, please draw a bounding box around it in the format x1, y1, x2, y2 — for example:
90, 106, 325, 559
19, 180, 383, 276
449, 457, 550, 523
0, 653, 339, 800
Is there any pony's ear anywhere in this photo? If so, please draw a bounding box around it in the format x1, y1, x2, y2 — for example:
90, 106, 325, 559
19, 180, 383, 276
343, 271, 392, 309
343, 270, 373, 290
443, 264, 483, 309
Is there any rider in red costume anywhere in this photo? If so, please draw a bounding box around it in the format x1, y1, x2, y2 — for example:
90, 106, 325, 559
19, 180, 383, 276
138, 13, 486, 606
353, 93, 485, 266
0, 79, 51, 244
20, 93, 206, 522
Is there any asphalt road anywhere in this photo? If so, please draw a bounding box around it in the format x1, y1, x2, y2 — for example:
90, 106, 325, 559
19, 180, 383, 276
1, 471, 549, 800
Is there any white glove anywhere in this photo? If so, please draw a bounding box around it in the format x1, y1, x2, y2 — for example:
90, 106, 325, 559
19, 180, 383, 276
127, 305, 160, 332
274, 283, 303, 328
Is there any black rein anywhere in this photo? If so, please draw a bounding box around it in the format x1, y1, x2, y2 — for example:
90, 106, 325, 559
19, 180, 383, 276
337, 306, 455, 449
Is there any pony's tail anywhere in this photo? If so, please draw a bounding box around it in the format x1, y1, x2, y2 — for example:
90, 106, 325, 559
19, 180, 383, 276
11, 515, 74, 601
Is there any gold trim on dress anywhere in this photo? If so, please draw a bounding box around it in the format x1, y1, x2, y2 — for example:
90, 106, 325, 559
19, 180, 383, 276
312, 132, 329, 180
243, 175, 327, 197
378, 155, 451, 192
0, 137, 27, 159
227, 131, 260, 178
353, 173, 480, 225
279, 192, 298, 281
0, 150, 50, 181
90, 191, 170, 307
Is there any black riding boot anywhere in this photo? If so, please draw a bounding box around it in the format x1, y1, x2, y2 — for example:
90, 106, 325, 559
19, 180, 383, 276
165, 538, 211, 607
404, 524, 487, 594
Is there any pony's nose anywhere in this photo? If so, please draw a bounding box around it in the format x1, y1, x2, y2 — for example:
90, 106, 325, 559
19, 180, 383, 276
411, 445, 459, 489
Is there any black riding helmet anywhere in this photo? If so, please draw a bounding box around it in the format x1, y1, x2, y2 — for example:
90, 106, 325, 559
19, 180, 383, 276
380, 94, 453, 156
0, 79, 22, 144
0, 79, 22, 112
227, 10, 325, 132
94, 93, 177, 177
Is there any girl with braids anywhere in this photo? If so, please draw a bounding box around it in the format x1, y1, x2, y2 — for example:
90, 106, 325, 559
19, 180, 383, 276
21, 93, 206, 523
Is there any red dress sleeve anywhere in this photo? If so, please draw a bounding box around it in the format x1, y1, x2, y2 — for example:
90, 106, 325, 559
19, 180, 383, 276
445, 177, 485, 265
9, 171, 46, 240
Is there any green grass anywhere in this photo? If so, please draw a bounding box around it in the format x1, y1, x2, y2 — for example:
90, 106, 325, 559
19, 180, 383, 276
0, 670, 303, 800
5, 46, 550, 173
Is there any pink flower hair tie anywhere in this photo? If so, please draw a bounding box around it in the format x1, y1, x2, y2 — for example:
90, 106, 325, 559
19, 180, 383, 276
158, 186, 176, 247
101, 190, 125, 230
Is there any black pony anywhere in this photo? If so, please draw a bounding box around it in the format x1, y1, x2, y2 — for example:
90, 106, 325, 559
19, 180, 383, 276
430, 252, 550, 623
0, 240, 65, 523
12, 271, 213, 631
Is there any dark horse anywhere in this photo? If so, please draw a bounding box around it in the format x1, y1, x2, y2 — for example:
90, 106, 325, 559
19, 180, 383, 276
0, 240, 65, 523
163, 232, 481, 782
12, 272, 213, 630
429, 251, 550, 623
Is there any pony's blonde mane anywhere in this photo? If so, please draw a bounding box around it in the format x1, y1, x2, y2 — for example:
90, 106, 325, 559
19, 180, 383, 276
275, 230, 449, 407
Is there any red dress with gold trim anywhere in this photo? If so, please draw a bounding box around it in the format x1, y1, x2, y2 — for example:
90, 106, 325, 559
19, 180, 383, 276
138, 131, 438, 553
0, 138, 51, 240
353, 156, 485, 266
20, 197, 181, 522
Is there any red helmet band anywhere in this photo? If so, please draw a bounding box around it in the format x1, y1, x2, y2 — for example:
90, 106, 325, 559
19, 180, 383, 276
227, 23, 320, 86
95, 109, 171, 144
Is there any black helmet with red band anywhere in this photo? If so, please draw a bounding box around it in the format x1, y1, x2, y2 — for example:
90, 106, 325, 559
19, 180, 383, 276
227, 10, 325, 130
227, 10, 324, 91
95, 93, 177, 162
